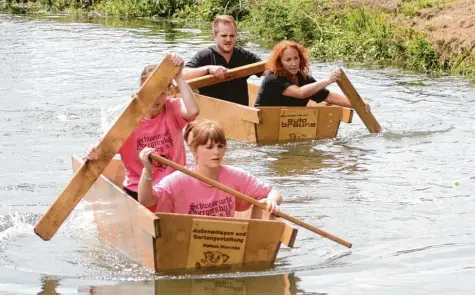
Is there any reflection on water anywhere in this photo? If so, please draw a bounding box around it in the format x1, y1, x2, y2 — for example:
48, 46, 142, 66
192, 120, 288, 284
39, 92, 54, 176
255, 139, 370, 178
5, 13, 254, 46
37, 276, 60, 295
261, 142, 334, 177
76, 273, 303, 295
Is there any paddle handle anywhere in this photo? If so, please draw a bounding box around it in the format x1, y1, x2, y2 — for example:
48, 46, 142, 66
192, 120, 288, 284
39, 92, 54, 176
150, 153, 352, 248
180, 61, 266, 91
336, 69, 381, 133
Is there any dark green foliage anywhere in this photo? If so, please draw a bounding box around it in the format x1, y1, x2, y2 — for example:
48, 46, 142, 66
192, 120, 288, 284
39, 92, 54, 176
175, 0, 251, 21
3, 0, 196, 17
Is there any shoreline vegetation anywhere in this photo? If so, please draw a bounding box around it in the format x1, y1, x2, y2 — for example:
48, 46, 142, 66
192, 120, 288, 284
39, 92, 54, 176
1, 0, 474, 80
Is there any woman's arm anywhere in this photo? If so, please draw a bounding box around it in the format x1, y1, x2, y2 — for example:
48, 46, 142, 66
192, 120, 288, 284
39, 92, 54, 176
282, 79, 332, 99
325, 91, 371, 112
138, 148, 157, 209
175, 71, 200, 119
324, 91, 352, 108
282, 70, 340, 99
169, 54, 200, 120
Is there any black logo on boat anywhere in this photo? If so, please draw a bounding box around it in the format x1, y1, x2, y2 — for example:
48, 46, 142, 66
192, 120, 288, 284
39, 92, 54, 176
195, 251, 230, 268
281, 118, 316, 128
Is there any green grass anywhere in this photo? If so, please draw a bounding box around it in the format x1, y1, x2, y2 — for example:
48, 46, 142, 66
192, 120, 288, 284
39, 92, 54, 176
398, 0, 454, 17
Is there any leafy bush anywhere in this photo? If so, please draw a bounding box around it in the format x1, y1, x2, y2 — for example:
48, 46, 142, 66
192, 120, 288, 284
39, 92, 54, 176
174, 0, 250, 21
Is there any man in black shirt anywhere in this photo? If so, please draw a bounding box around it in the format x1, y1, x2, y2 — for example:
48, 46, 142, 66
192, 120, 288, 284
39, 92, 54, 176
183, 15, 262, 106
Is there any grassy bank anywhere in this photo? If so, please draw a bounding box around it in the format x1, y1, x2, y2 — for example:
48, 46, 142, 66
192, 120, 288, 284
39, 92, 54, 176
1, 0, 474, 80
243, 0, 474, 79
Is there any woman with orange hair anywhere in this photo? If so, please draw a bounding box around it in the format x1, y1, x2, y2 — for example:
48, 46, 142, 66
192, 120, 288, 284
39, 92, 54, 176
254, 40, 370, 111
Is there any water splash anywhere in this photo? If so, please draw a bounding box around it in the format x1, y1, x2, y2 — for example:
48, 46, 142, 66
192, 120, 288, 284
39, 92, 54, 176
0, 212, 37, 247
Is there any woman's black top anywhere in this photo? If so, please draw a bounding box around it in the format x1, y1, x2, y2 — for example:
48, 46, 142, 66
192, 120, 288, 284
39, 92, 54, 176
255, 72, 329, 107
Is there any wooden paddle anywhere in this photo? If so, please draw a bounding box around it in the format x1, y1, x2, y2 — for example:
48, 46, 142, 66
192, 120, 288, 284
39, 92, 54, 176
34, 55, 181, 241
337, 69, 382, 133
149, 153, 352, 248
177, 60, 266, 92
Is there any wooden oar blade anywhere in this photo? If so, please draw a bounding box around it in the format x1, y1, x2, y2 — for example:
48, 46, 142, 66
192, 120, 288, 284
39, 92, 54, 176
34, 55, 181, 241
34, 160, 108, 240
337, 69, 382, 133
182, 60, 266, 91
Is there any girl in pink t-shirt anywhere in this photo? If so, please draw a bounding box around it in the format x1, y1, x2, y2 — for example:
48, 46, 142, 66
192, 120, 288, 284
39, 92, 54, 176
86, 53, 199, 201
137, 120, 282, 216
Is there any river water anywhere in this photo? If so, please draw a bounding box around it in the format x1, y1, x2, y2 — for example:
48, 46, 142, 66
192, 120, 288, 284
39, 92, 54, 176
0, 13, 474, 294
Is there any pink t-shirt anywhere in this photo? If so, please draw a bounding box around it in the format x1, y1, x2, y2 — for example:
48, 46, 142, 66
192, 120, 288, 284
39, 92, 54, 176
151, 165, 272, 216
119, 98, 192, 192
